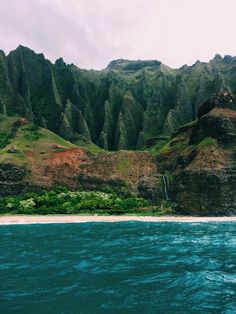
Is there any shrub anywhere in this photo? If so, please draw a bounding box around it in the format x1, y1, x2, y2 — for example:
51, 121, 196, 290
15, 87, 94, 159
24, 132, 42, 140
0, 187, 153, 215
23, 124, 42, 141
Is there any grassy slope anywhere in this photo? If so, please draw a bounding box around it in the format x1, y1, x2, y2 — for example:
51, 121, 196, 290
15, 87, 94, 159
0, 115, 104, 166
0, 115, 76, 165
74, 137, 104, 154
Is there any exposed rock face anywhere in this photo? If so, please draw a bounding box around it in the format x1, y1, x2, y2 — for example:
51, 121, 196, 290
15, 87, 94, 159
172, 169, 236, 216
191, 92, 236, 147
1, 46, 236, 150
14, 148, 160, 201
169, 92, 236, 215
51, 150, 160, 200
198, 92, 236, 118
0, 163, 28, 196
190, 110, 236, 147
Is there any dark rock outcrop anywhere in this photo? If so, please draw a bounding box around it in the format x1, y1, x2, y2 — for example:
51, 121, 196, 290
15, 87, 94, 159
0, 163, 28, 196
169, 93, 236, 215
190, 92, 236, 147
171, 169, 236, 216
198, 92, 236, 118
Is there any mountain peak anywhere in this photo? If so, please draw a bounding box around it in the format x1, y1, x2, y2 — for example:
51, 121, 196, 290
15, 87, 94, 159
213, 54, 222, 61
55, 57, 66, 67
15, 44, 33, 52
107, 59, 161, 71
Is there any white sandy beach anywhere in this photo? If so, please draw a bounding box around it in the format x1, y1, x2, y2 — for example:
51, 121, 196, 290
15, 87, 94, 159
0, 215, 236, 224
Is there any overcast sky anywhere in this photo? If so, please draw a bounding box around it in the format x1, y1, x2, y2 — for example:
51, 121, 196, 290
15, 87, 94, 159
0, 0, 236, 69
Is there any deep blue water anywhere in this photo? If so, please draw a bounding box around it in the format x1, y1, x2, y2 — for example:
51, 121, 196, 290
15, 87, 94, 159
0, 222, 235, 314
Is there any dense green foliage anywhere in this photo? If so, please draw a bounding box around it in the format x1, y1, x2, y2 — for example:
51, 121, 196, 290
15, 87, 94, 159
0, 188, 146, 215
0, 115, 19, 149
22, 124, 42, 140
0, 46, 234, 151
0, 132, 10, 149
0, 188, 175, 215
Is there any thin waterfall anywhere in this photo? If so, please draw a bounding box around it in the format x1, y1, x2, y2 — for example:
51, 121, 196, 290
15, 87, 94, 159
163, 175, 169, 200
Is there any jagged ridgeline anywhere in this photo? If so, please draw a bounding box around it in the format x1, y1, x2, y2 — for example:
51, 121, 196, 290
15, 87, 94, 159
0, 46, 235, 150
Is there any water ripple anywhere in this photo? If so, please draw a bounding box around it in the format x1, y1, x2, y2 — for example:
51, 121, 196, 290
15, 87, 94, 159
0, 222, 235, 313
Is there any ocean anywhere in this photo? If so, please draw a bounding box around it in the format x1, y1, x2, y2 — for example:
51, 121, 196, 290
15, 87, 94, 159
0, 222, 235, 313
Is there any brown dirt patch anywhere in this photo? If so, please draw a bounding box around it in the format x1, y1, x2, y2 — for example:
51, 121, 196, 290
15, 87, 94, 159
208, 108, 236, 118
186, 146, 231, 171
26, 148, 159, 190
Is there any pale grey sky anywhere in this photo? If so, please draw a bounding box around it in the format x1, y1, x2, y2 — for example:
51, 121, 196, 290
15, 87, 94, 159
0, 0, 236, 69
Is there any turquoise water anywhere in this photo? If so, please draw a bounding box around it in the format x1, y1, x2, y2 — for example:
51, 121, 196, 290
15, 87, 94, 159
0, 222, 235, 314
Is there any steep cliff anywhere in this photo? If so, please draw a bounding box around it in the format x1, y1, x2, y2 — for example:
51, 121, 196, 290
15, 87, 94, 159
155, 92, 236, 215
1, 46, 236, 150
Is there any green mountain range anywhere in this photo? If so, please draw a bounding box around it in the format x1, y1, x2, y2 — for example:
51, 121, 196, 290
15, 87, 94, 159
1, 46, 236, 215
0, 45, 234, 150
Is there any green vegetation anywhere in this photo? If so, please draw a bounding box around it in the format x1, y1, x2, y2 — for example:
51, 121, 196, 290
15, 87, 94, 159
74, 136, 103, 154
22, 124, 43, 140
0, 132, 11, 149
0, 115, 18, 149
0, 117, 77, 166
149, 131, 217, 158
0, 188, 175, 216
10, 123, 76, 152
0, 118, 75, 156
0, 45, 233, 151
149, 137, 189, 156
197, 137, 218, 149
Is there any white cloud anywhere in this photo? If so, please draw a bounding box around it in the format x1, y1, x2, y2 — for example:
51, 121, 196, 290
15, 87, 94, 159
0, 0, 236, 69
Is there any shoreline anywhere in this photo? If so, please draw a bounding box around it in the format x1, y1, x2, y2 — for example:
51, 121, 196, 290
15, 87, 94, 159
0, 215, 236, 225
